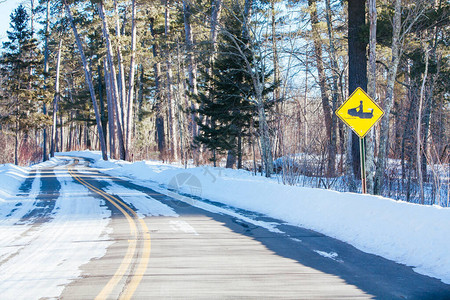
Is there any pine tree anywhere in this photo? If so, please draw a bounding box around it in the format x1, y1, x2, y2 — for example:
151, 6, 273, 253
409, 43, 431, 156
1, 5, 47, 165
195, 6, 274, 169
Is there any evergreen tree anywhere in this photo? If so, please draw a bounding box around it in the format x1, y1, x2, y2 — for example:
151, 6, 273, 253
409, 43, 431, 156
0, 5, 46, 165
195, 6, 274, 168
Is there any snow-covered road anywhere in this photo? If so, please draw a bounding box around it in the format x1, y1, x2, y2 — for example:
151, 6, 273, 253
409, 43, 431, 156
0, 156, 449, 299
0, 159, 112, 299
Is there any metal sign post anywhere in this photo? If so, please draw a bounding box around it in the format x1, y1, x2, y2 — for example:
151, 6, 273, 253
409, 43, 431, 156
336, 87, 384, 194
359, 137, 367, 194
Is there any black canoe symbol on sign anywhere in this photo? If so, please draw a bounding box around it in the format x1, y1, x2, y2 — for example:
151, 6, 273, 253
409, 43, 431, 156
347, 101, 374, 119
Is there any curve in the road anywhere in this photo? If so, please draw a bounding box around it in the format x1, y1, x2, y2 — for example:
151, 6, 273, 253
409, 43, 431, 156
68, 160, 151, 300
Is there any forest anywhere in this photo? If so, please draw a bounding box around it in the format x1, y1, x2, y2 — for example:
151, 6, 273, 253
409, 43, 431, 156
0, 0, 448, 205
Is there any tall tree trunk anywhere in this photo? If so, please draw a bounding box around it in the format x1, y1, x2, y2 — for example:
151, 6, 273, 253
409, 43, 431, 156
176, 40, 188, 164
137, 64, 144, 122
308, 0, 335, 177
42, 0, 50, 161
348, 0, 367, 185
104, 58, 116, 159
421, 19, 443, 186
226, 149, 236, 169
97, 1, 125, 160
374, 0, 402, 194
125, 0, 137, 160
114, 0, 126, 132
183, 0, 199, 156
183, 0, 198, 97
150, 17, 166, 157
271, 0, 283, 159
366, 0, 377, 193
59, 112, 64, 152
64, 1, 108, 160
165, 0, 178, 160
238, 0, 273, 177
50, 40, 62, 157
325, 0, 339, 177
14, 96, 19, 166
237, 134, 242, 169
206, 0, 222, 97
30, 0, 35, 34
417, 48, 429, 204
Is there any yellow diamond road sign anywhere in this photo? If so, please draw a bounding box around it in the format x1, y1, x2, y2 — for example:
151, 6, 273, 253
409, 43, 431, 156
336, 87, 384, 138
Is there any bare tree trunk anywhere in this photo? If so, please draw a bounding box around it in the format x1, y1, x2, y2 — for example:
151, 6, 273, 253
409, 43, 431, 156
29, 0, 35, 33
176, 40, 188, 164
183, 0, 199, 160
366, 0, 377, 194
14, 97, 19, 165
308, 0, 335, 177
125, 0, 137, 160
165, 0, 178, 160
324, 0, 339, 177
64, 1, 108, 160
210, 0, 222, 54
68, 111, 73, 151
42, 0, 50, 161
114, 0, 126, 132
417, 48, 429, 204
97, 1, 125, 160
98, 64, 107, 148
150, 17, 166, 158
59, 112, 64, 152
137, 64, 144, 122
183, 0, 198, 97
348, 0, 367, 185
104, 58, 115, 159
271, 0, 283, 159
50, 39, 62, 157
226, 149, 236, 169
236, 0, 273, 177
374, 0, 402, 194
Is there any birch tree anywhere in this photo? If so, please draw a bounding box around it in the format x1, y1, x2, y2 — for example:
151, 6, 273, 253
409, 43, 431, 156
50, 39, 62, 157
366, 0, 377, 193
125, 0, 137, 160
373, 0, 426, 194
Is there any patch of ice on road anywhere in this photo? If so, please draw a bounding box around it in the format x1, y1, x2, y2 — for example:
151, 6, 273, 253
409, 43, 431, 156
314, 250, 343, 262
169, 220, 199, 235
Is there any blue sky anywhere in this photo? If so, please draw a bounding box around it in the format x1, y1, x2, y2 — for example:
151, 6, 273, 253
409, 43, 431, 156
0, 0, 24, 43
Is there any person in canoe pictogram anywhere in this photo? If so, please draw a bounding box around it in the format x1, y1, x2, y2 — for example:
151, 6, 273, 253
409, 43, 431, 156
347, 101, 373, 119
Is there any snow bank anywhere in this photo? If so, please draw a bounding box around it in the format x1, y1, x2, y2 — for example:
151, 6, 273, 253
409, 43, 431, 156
63, 151, 450, 284
0, 164, 30, 200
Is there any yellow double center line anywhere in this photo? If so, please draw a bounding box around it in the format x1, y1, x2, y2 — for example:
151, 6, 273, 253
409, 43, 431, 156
68, 161, 151, 300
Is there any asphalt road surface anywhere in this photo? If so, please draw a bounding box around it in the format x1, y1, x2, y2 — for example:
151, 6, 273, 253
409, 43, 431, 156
2, 156, 450, 299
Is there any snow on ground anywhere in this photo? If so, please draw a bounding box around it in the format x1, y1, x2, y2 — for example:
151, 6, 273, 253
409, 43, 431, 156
62, 150, 450, 285
0, 163, 30, 200
101, 177, 178, 218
